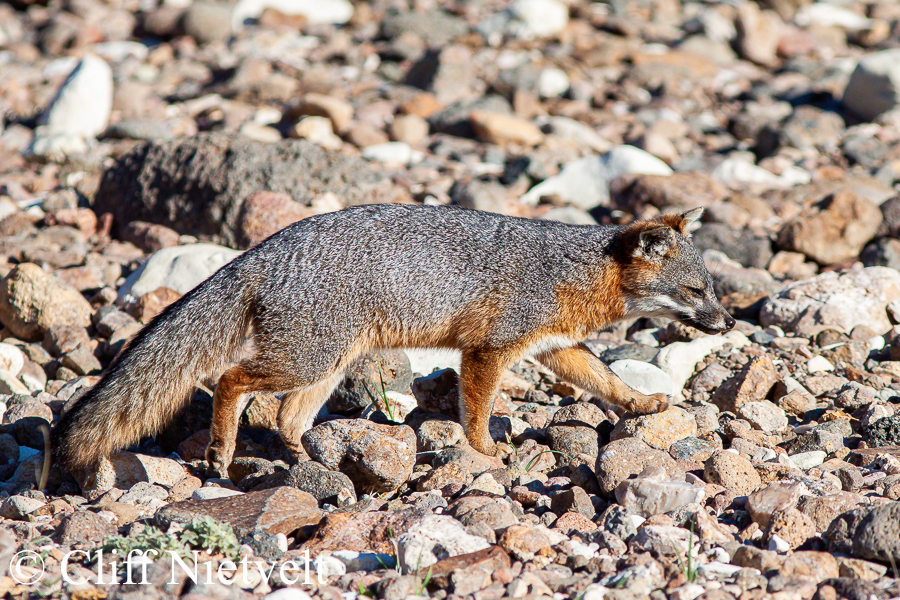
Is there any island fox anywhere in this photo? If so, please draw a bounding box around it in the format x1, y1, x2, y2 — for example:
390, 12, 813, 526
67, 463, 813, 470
52, 204, 735, 477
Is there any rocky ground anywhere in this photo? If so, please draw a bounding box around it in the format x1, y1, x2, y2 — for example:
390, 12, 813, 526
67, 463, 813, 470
3, 0, 900, 599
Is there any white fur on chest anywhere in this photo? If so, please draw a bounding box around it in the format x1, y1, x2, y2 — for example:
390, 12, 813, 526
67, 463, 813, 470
522, 335, 578, 359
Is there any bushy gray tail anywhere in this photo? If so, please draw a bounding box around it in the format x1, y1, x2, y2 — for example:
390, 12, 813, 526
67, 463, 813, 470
52, 262, 255, 470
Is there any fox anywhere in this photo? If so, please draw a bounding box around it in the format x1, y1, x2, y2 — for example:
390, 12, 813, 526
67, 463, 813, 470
52, 204, 735, 479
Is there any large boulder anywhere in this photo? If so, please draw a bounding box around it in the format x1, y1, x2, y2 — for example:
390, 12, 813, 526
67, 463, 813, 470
93, 133, 397, 249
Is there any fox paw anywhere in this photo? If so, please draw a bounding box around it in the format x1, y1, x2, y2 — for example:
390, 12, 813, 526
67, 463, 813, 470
627, 393, 671, 415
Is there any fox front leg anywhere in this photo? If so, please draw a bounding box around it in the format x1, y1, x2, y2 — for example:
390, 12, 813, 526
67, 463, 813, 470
536, 343, 670, 414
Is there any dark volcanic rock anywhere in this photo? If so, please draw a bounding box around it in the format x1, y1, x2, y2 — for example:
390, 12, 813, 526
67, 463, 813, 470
93, 133, 397, 248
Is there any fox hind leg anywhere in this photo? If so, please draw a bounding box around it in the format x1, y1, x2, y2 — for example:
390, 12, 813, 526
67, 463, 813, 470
206, 363, 308, 479
276, 371, 345, 460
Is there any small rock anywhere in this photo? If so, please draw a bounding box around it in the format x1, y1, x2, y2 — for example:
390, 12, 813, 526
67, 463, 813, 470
30, 55, 113, 157
498, 523, 565, 561
521, 146, 673, 209
615, 466, 705, 518
777, 192, 882, 266
118, 244, 242, 300
736, 401, 788, 434
302, 419, 416, 493
765, 507, 816, 550
395, 515, 491, 572
0, 264, 93, 342
156, 486, 321, 536
470, 111, 543, 146
703, 451, 762, 495
711, 354, 778, 413
608, 360, 675, 397
610, 406, 698, 451
595, 437, 681, 496
761, 267, 900, 335
746, 482, 805, 528
789, 450, 827, 470
843, 48, 900, 121
80, 451, 187, 499
54, 511, 117, 546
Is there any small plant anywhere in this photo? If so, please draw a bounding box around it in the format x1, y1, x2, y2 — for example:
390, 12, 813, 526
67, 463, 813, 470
99, 517, 242, 565
358, 582, 375, 598
181, 516, 242, 560
414, 564, 433, 596
364, 365, 396, 422
524, 449, 571, 472
505, 433, 520, 462
100, 526, 189, 561
676, 519, 698, 583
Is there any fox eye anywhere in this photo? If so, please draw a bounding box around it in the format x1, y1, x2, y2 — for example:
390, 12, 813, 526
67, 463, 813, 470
686, 287, 705, 299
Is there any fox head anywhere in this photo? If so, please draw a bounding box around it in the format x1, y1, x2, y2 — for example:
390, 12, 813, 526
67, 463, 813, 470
616, 208, 735, 335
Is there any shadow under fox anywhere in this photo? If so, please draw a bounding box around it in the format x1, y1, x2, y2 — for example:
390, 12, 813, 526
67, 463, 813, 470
52, 204, 734, 477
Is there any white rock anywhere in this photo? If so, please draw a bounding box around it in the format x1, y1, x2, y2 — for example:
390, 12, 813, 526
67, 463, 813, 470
191, 488, 244, 500
806, 356, 834, 373
0, 372, 29, 395
293, 116, 342, 151
522, 146, 673, 208
608, 360, 675, 397
118, 243, 242, 300
362, 142, 422, 165
383, 391, 417, 423
232, 0, 353, 29
507, 0, 569, 39
615, 466, 705, 518
789, 451, 827, 471
698, 561, 743, 579
712, 156, 783, 186
760, 267, 900, 335
538, 68, 570, 98
843, 49, 900, 121
396, 515, 491, 572
90, 41, 150, 62
0, 343, 24, 376
581, 584, 611, 600
768, 533, 791, 554
467, 472, 506, 496
652, 331, 750, 399
541, 116, 610, 153
30, 54, 112, 157
0, 495, 45, 520
737, 401, 788, 433
263, 587, 313, 600
796, 4, 872, 30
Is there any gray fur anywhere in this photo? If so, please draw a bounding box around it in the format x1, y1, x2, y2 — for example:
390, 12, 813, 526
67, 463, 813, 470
53, 204, 731, 470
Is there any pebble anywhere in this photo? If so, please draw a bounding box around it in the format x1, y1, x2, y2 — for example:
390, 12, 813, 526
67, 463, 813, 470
395, 515, 490, 572
608, 360, 675, 397
521, 146, 672, 209
301, 419, 416, 493
789, 450, 827, 470
30, 54, 113, 157
703, 451, 762, 496
117, 244, 243, 300
615, 466, 705, 518
843, 48, 900, 121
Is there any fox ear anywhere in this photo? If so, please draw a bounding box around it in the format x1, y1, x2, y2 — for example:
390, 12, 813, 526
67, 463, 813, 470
636, 224, 676, 261
681, 208, 703, 236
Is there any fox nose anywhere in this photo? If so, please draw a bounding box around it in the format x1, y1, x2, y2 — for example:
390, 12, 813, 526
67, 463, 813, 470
724, 315, 735, 331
